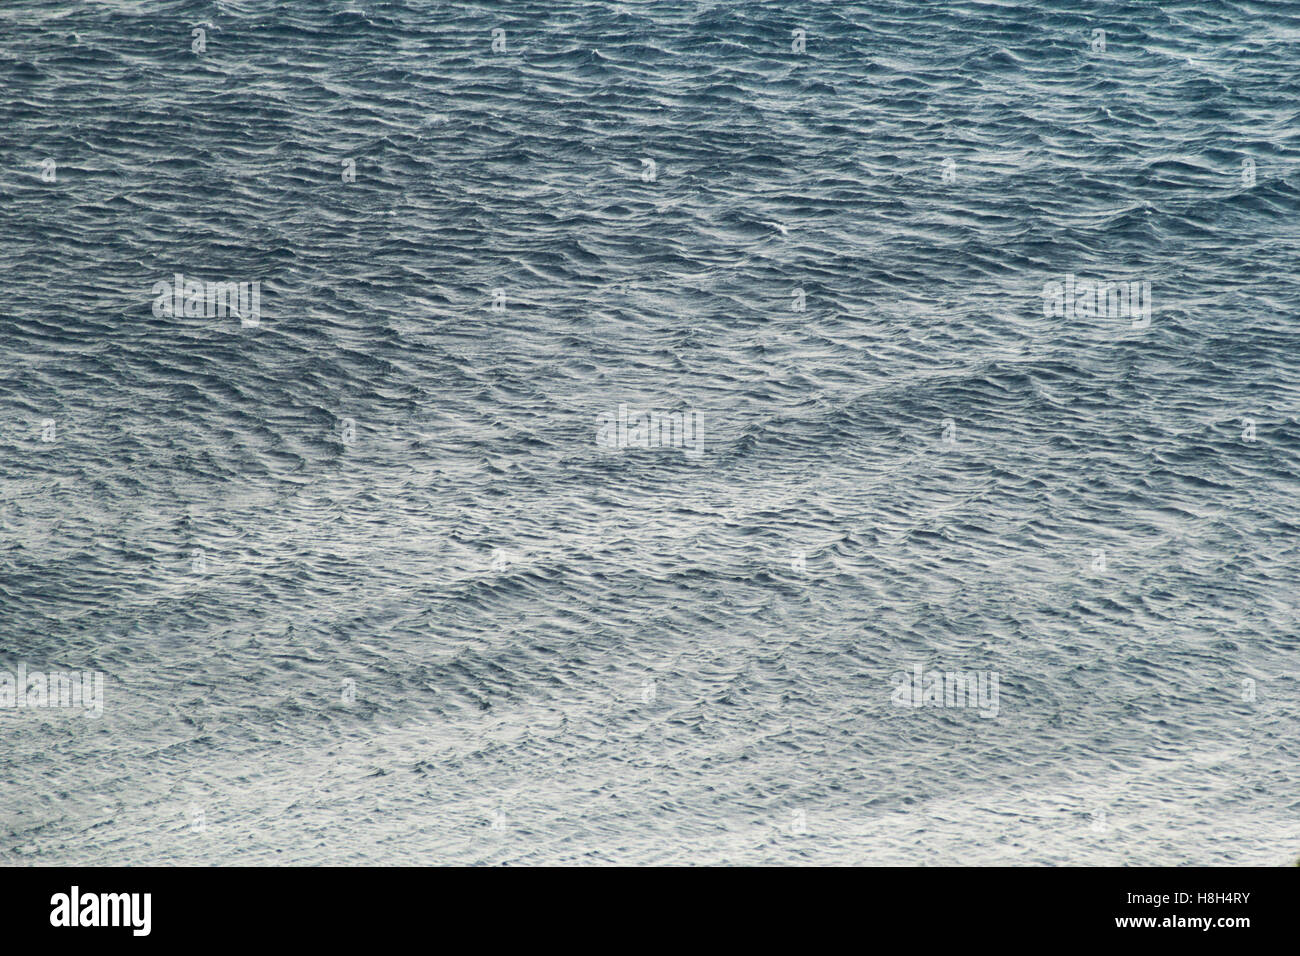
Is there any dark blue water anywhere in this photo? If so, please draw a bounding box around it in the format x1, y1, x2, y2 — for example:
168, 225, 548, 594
2, 0, 1298, 864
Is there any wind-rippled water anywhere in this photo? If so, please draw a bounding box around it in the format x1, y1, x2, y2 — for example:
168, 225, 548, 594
2, 0, 1299, 865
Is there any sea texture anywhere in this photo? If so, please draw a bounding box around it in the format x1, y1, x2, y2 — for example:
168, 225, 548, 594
2, 0, 1299, 865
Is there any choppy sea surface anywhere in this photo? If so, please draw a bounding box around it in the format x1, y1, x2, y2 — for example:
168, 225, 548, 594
2, 0, 1299, 865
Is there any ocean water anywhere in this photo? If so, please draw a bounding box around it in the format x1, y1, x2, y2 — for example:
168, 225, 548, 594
2, 0, 1299, 866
